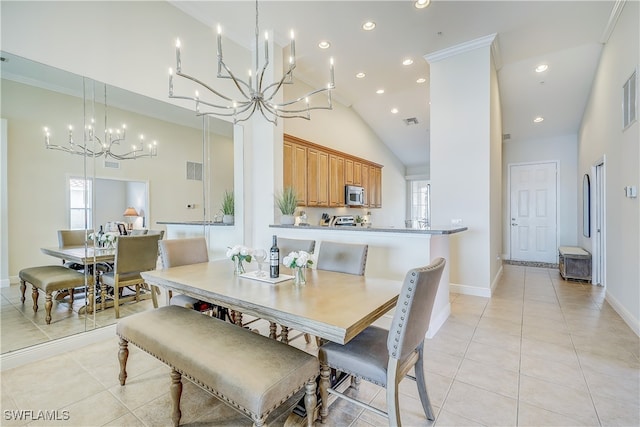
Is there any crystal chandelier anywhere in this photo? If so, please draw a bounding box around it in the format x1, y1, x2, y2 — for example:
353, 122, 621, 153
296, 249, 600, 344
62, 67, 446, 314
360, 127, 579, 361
44, 86, 158, 160
168, 0, 335, 125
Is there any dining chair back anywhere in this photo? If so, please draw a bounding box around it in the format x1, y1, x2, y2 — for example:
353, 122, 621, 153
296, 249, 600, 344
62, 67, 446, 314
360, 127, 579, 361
57, 229, 92, 247
101, 234, 162, 318
146, 229, 165, 240
159, 237, 212, 312
318, 257, 446, 426
278, 238, 316, 257
57, 229, 94, 271
317, 241, 368, 275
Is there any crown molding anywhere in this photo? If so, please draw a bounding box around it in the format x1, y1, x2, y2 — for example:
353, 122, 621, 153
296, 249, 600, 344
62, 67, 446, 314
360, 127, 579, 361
424, 33, 497, 64
600, 0, 626, 44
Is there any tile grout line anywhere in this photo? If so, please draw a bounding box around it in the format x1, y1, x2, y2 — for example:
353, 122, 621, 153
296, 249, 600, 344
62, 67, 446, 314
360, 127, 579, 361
551, 272, 604, 427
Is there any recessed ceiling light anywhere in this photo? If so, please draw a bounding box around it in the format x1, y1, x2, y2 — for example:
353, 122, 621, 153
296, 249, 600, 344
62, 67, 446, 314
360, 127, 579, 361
534, 116, 544, 123
415, 0, 431, 9
355, 72, 366, 79
416, 77, 426, 84
376, 89, 385, 94
535, 64, 548, 73
391, 108, 399, 114
318, 41, 331, 49
402, 58, 414, 66
362, 21, 376, 31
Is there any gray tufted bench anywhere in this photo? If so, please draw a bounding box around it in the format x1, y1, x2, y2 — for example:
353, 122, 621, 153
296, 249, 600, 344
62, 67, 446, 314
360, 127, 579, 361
116, 305, 319, 427
19, 265, 92, 324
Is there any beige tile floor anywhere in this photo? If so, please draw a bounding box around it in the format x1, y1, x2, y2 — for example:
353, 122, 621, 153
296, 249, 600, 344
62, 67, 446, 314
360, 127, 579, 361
1, 264, 639, 426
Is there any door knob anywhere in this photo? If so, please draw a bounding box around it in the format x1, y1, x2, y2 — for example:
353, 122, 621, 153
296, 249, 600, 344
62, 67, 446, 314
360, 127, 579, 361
512, 223, 518, 226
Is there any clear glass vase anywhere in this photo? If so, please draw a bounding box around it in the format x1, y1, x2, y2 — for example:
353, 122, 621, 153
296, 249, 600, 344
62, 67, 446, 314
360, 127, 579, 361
294, 266, 306, 285
234, 258, 245, 275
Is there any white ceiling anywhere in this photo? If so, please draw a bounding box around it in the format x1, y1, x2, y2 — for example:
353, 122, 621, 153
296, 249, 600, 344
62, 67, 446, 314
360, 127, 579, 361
170, 0, 615, 169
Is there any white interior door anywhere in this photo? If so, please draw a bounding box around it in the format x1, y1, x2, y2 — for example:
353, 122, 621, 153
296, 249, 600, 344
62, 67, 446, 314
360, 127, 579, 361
510, 162, 558, 263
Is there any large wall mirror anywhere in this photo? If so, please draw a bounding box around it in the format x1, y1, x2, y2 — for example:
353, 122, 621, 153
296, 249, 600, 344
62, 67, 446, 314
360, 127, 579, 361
1, 51, 239, 354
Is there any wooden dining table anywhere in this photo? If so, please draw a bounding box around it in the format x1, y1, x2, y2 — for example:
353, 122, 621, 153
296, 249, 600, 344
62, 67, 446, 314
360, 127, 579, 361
141, 259, 402, 345
41, 245, 116, 265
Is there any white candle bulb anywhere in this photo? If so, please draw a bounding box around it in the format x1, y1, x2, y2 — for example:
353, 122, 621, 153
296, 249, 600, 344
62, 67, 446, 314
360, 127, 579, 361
175, 38, 182, 72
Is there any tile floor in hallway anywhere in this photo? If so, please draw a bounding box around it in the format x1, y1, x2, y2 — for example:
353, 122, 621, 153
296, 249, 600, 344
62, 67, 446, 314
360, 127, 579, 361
1, 264, 639, 426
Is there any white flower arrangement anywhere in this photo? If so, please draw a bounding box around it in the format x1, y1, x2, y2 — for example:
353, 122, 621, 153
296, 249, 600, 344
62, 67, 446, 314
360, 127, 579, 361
226, 245, 253, 263
282, 251, 313, 269
88, 231, 119, 247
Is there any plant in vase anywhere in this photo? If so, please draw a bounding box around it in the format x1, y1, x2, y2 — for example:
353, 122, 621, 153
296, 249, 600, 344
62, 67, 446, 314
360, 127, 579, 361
275, 186, 298, 225
282, 251, 313, 285
226, 245, 252, 275
221, 190, 234, 224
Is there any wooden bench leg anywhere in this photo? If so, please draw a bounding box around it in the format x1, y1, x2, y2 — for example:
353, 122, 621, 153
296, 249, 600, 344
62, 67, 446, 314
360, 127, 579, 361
170, 369, 182, 427
319, 362, 330, 423
118, 338, 129, 386
31, 285, 39, 313
281, 326, 289, 344
20, 280, 26, 303
304, 379, 318, 427
45, 291, 53, 325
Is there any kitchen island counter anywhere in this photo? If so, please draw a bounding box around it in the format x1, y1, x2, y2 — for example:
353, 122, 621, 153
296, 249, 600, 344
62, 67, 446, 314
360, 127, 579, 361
270, 224, 467, 235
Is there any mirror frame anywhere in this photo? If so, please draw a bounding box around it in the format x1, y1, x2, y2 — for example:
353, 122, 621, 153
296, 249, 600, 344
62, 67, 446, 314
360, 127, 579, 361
583, 173, 590, 238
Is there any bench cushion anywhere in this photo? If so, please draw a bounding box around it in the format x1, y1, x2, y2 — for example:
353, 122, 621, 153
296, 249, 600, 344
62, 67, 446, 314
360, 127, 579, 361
19, 265, 90, 292
116, 305, 319, 419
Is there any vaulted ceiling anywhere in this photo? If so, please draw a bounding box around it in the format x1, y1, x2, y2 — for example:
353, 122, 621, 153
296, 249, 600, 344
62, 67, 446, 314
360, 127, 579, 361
171, 0, 616, 169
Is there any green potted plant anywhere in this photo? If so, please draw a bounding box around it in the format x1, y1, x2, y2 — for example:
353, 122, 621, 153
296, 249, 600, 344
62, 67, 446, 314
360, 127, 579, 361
275, 186, 298, 225
221, 190, 234, 224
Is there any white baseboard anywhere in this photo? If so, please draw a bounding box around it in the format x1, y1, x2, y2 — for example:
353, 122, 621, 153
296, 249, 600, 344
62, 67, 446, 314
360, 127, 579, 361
426, 302, 451, 339
605, 290, 640, 337
1, 324, 116, 371
0, 278, 9, 288
450, 282, 492, 298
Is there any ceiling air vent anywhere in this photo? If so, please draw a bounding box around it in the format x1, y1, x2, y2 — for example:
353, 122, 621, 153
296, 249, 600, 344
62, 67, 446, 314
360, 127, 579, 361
403, 117, 419, 126
104, 160, 120, 169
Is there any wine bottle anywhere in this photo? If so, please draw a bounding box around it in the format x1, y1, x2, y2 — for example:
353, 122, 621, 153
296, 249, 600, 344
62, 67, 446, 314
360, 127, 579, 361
270, 235, 279, 278
97, 225, 104, 248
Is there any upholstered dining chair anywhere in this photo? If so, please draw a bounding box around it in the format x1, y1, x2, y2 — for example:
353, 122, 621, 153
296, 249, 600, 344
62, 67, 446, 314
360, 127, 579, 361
316, 240, 368, 276
318, 257, 446, 426
100, 234, 162, 318
158, 237, 211, 312
57, 229, 93, 270
296, 241, 369, 346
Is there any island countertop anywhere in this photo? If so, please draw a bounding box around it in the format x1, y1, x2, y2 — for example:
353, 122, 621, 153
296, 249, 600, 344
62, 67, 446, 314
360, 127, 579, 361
157, 221, 233, 226
269, 224, 467, 235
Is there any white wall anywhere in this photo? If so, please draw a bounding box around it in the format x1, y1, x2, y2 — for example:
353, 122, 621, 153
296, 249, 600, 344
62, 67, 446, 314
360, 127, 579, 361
428, 37, 499, 295
578, 1, 639, 334
502, 134, 579, 259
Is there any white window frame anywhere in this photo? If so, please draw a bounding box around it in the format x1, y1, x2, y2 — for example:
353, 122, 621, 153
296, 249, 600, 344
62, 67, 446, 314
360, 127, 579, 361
68, 176, 93, 229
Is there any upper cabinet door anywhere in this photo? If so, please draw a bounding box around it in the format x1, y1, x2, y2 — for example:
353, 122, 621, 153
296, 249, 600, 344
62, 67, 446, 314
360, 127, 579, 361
329, 154, 345, 207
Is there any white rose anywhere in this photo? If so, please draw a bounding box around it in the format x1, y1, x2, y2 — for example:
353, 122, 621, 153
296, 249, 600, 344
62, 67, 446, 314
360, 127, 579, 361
296, 252, 309, 267
231, 245, 241, 255
282, 255, 293, 267
226, 248, 233, 258
240, 246, 249, 256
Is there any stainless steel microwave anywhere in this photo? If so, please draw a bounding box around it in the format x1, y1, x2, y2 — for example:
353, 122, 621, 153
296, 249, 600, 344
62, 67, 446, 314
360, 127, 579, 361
345, 185, 365, 206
